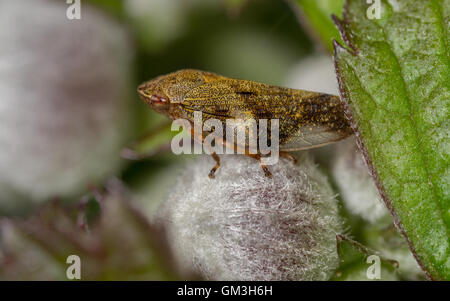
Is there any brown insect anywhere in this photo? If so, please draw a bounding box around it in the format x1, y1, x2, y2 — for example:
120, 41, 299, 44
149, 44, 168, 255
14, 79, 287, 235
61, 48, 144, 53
137, 69, 353, 178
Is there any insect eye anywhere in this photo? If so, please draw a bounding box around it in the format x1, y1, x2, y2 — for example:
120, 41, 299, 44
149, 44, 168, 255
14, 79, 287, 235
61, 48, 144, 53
151, 95, 168, 105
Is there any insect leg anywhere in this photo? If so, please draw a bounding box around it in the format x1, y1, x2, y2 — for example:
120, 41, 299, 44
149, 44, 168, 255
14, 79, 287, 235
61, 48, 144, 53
189, 122, 272, 178
121, 120, 172, 160
189, 125, 222, 179
208, 152, 221, 179
212, 135, 272, 178
248, 153, 272, 178
279, 151, 297, 164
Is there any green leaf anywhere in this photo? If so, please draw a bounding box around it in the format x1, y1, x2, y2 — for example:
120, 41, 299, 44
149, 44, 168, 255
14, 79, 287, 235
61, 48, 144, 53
291, 0, 344, 52
332, 235, 399, 280
223, 0, 249, 15
334, 0, 449, 279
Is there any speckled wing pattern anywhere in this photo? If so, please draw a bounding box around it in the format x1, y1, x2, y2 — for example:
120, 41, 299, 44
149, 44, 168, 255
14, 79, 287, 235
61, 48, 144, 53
182, 77, 353, 151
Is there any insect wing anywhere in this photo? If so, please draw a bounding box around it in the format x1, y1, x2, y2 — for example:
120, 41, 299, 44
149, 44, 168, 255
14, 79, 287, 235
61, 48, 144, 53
279, 125, 351, 151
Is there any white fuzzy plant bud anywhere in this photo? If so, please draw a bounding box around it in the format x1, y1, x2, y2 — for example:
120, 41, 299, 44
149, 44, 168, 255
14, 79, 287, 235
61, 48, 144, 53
0, 0, 134, 213
331, 138, 391, 225
157, 154, 342, 281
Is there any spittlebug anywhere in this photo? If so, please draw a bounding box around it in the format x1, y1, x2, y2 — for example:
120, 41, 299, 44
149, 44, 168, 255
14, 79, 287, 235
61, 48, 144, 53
137, 69, 353, 178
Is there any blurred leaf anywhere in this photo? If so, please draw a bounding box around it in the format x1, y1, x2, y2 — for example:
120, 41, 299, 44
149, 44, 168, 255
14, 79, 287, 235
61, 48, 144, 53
85, 0, 126, 19
290, 0, 344, 52
222, 0, 249, 16
121, 121, 185, 161
0, 181, 180, 280
332, 235, 398, 281
334, 0, 449, 279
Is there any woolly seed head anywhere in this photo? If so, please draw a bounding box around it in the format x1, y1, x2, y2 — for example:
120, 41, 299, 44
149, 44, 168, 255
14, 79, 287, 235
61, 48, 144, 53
286, 54, 339, 95
331, 138, 391, 225
0, 0, 135, 213
157, 153, 342, 280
